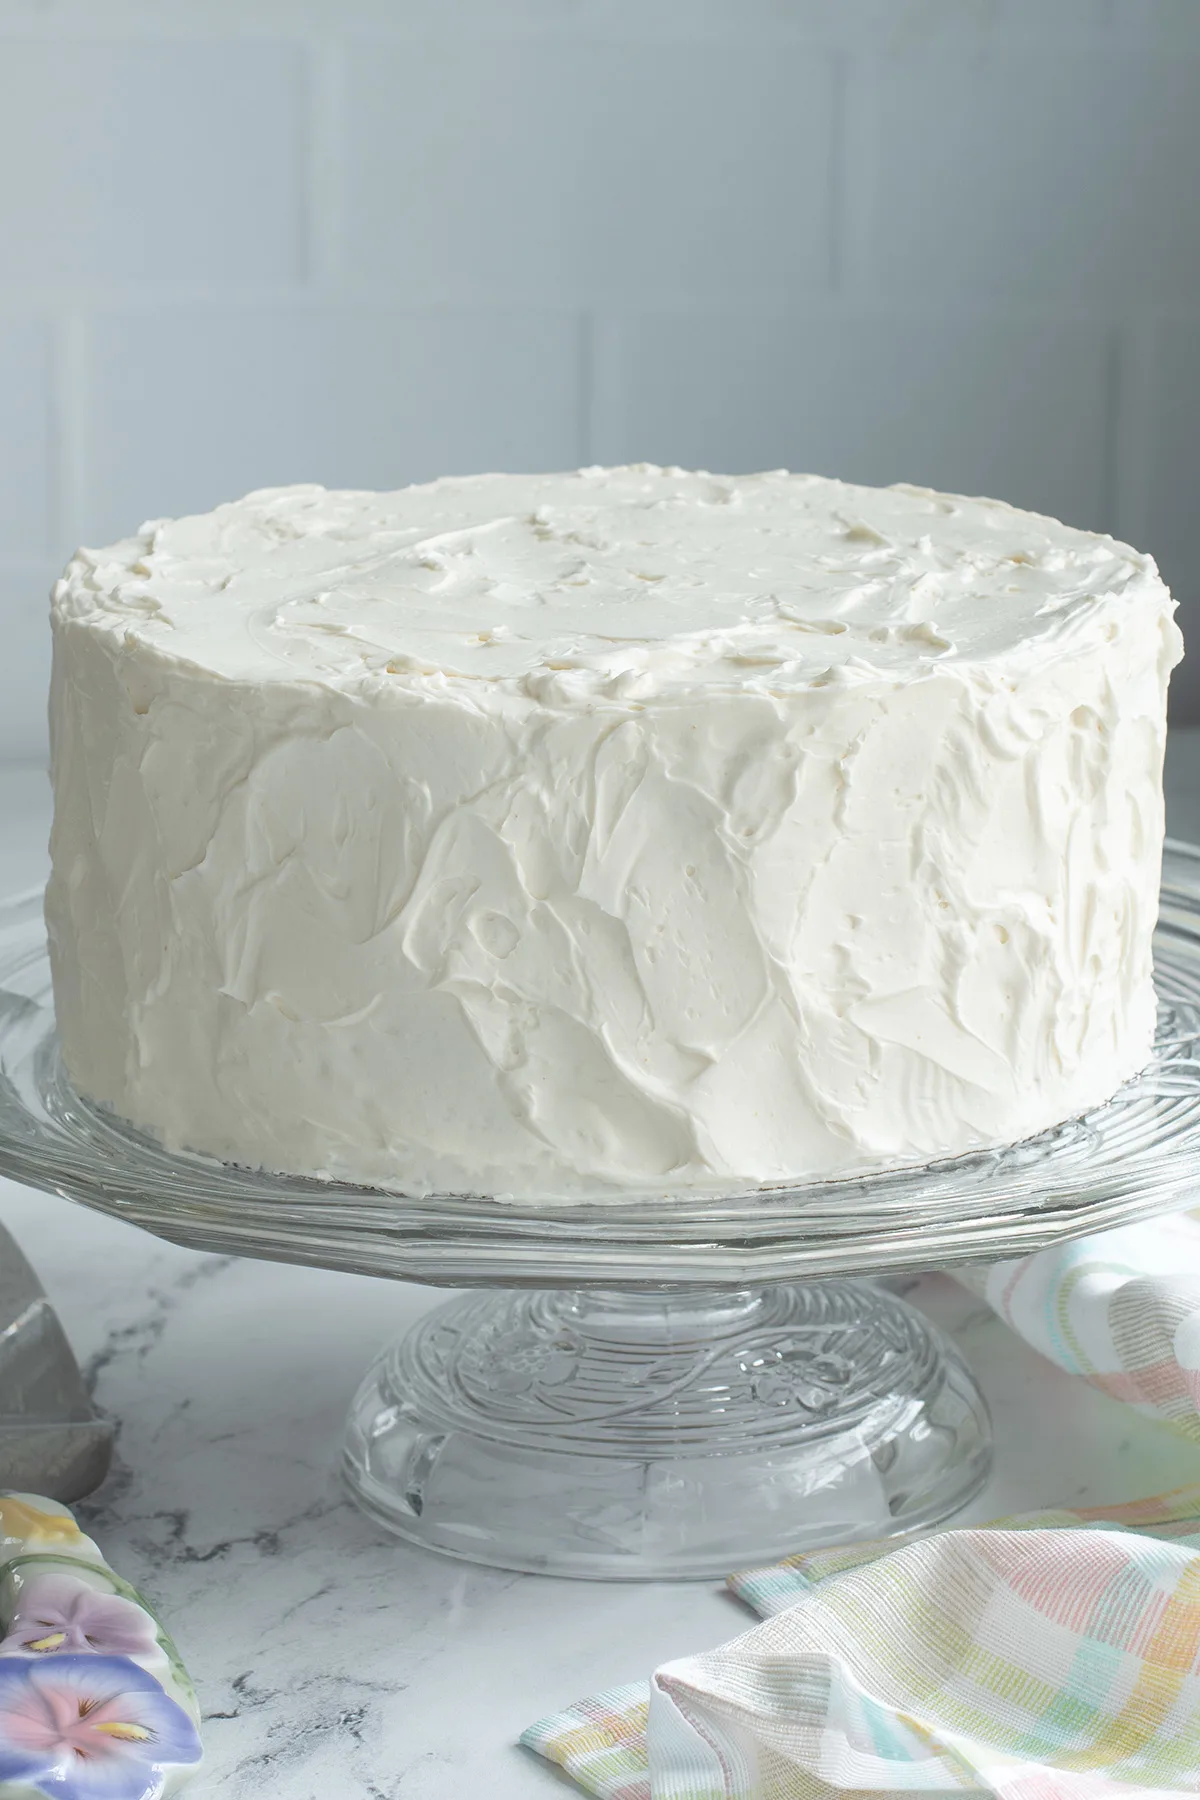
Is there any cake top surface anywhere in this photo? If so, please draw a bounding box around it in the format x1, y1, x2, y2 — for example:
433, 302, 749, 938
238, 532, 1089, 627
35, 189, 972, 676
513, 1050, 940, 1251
53, 465, 1168, 700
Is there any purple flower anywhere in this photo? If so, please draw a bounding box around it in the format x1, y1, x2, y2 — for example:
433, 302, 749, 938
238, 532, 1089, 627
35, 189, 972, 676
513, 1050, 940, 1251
0, 1654, 200, 1800
0, 1576, 159, 1659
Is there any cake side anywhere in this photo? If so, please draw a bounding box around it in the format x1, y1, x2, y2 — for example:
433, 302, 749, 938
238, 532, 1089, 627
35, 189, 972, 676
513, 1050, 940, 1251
46, 469, 1183, 1199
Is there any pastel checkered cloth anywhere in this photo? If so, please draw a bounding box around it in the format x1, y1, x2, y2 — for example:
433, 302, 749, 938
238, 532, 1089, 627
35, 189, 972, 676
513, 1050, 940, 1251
523, 1212, 1200, 1799
961, 1210, 1200, 1437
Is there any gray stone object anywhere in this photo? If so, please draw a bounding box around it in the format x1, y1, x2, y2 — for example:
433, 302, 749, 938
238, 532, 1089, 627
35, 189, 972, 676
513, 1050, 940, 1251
0, 1219, 112, 1499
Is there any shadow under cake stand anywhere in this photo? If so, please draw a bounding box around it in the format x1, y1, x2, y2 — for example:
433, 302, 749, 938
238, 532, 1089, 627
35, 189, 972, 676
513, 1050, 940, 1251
4, 844, 1200, 1580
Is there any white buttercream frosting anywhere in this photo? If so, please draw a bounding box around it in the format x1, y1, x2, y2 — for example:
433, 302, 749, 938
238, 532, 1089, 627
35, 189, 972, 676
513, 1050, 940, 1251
47, 466, 1183, 1198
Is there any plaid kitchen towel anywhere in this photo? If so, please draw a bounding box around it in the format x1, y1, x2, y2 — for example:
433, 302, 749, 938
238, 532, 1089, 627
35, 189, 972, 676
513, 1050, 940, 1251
524, 1208, 1200, 1798
957, 1210, 1200, 1437
523, 1485, 1200, 1799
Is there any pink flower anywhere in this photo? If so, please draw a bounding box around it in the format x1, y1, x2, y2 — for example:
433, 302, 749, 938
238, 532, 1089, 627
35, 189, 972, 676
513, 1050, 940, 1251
0, 1576, 158, 1660
0, 1653, 201, 1799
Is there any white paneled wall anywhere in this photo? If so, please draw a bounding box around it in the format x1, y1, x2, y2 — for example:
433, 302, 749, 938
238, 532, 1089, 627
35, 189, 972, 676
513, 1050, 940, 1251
2, 0, 1199, 760
80, 307, 585, 540
0, 40, 306, 284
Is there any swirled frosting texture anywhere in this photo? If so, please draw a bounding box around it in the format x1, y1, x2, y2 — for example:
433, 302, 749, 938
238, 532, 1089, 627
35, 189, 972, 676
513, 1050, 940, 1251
47, 467, 1183, 1198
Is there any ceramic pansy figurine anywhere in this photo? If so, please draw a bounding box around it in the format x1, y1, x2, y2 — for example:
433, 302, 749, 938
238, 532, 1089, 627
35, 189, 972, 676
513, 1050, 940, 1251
0, 1493, 201, 1799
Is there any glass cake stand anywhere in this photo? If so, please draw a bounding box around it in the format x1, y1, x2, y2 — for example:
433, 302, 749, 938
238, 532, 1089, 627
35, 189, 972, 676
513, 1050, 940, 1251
3, 846, 1200, 1580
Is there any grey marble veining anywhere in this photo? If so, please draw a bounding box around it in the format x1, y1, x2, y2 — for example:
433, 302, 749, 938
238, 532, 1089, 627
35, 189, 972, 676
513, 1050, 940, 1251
1, 750, 1199, 1797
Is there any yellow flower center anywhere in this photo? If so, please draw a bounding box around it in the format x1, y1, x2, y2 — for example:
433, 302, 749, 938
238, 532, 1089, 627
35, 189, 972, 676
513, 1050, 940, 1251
26, 1631, 67, 1652
94, 1722, 154, 1742
0, 1498, 83, 1545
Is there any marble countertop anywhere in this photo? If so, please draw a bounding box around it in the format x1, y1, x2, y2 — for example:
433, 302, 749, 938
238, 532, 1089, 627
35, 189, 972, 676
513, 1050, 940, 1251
3, 747, 1200, 1800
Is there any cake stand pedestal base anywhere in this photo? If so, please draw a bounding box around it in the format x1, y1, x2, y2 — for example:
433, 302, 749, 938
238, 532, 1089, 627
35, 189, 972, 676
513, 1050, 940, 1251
342, 1279, 992, 1580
